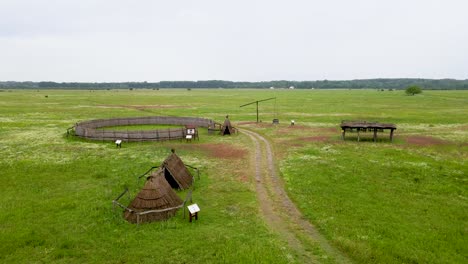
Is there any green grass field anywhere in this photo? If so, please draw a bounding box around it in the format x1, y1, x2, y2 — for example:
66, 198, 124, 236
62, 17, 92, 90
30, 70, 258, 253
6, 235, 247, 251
1, 89, 467, 263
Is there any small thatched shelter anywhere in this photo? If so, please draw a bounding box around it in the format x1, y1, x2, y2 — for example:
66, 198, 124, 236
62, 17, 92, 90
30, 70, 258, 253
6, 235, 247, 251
221, 115, 235, 135
161, 149, 193, 190
124, 169, 183, 224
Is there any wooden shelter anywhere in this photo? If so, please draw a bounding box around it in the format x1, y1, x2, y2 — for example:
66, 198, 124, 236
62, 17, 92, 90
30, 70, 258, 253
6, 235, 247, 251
220, 116, 235, 135
340, 120, 396, 142
161, 149, 193, 190
124, 169, 183, 224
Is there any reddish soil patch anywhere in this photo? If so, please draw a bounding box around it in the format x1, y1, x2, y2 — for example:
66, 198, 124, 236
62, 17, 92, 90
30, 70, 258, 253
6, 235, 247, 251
298, 136, 329, 142
181, 143, 247, 159
285, 125, 310, 130
277, 126, 338, 135
406, 136, 448, 146
236, 122, 277, 129
277, 126, 312, 135
237, 121, 258, 125
318, 127, 339, 133
237, 174, 249, 182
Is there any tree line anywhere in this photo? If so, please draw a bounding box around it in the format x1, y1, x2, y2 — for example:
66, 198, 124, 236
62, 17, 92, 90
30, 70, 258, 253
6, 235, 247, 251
1, 79, 468, 90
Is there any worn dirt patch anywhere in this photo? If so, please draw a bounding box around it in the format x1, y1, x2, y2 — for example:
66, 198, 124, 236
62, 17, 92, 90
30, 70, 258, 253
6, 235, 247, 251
236, 121, 258, 125
237, 174, 249, 182
181, 143, 247, 159
298, 136, 330, 142
406, 136, 448, 146
277, 126, 338, 135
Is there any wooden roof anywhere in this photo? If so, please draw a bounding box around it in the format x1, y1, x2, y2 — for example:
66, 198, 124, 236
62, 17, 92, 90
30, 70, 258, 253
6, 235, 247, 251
340, 120, 396, 129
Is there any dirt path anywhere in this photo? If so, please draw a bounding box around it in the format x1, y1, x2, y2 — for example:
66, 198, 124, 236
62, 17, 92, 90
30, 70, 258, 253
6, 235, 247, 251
240, 128, 351, 264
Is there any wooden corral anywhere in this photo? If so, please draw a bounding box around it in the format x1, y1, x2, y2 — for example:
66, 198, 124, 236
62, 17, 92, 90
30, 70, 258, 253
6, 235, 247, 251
340, 120, 396, 142
72, 116, 214, 142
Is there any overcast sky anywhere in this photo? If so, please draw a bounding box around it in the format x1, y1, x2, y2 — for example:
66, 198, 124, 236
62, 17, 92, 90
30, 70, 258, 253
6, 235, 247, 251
1, 0, 467, 82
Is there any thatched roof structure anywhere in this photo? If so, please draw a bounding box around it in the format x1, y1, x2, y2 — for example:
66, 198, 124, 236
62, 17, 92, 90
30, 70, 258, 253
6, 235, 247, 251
124, 169, 183, 224
161, 150, 193, 190
221, 116, 235, 135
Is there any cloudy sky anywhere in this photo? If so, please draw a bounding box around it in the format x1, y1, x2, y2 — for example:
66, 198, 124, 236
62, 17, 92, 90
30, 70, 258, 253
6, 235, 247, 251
1, 0, 467, 82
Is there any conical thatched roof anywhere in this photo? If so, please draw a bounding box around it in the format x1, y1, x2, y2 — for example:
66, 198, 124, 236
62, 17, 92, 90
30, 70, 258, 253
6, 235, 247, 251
124, 169, 183, 224
221, 116, 234, 135
161, 150, 193, 190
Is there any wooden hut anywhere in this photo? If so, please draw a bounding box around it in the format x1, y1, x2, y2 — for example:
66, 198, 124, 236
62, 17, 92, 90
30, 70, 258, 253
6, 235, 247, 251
220, 116, 235, 135
161, 149, 193, 190
124, 169, 183, 224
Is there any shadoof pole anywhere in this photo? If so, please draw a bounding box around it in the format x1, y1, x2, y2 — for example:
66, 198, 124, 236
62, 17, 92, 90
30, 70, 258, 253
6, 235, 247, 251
240, 97, 276, 123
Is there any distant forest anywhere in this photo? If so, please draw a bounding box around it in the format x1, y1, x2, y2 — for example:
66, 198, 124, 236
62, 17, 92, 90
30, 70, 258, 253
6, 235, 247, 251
1, 79, 468, 90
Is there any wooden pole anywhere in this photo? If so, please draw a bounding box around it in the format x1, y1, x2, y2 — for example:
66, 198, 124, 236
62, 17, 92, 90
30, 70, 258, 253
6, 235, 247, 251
256, 101, 259, 123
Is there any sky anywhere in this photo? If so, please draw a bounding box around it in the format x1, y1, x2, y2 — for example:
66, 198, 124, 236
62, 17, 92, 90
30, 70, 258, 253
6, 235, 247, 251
1, 0, 467, 82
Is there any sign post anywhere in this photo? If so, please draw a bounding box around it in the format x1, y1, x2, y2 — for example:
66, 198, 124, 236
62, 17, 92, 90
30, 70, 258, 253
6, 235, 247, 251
187, 204, 200, 222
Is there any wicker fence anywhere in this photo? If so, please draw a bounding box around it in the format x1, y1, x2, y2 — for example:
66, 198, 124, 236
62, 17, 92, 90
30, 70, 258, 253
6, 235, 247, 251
73, 116, 214, 141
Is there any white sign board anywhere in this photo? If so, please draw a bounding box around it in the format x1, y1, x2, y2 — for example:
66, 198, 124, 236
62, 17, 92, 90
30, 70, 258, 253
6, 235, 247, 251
115, 140, 122, 144
187, 204, 200, 214
187, 128, 195, 135
186, 135, 192, 139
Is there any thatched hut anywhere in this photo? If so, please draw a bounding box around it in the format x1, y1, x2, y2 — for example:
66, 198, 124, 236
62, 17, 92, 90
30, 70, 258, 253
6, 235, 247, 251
124, 169, 183, 224
221, 116, 235, 135
161, 149, 193, 190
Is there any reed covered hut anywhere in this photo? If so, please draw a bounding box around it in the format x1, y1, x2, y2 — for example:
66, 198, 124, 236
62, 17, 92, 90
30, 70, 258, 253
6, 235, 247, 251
124, 169, 183, 224
161, 149, 193, 190
220, 115, 235, 135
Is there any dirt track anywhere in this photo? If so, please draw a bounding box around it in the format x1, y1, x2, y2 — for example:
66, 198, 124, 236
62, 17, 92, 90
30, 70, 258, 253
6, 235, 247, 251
240, 128, 351, 263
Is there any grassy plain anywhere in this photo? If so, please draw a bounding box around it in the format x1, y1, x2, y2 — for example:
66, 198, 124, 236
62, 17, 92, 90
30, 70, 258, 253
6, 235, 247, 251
0, 89, 467, 263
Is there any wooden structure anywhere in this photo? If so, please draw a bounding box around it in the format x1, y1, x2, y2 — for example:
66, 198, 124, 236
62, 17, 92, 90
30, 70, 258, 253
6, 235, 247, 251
161, 149, 193, 190
184, 125, 198, 142
187, 204, 200, 222
207, 121, 224, 135
72, 116, 214, 142
123, 170, 183, 224
239, 97, 276, 123
220, 116, 236, 135
340, 120, 396, 142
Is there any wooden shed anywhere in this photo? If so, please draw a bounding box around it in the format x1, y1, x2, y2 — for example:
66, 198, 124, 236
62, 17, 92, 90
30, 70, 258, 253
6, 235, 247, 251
124, 169, 183, 224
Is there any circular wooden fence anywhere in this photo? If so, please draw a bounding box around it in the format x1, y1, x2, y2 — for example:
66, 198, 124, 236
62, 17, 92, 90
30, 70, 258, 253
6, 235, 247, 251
73, 116, 214, 141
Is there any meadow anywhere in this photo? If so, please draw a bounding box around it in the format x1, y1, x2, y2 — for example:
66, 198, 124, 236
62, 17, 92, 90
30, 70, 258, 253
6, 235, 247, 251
0, 89, 467, 263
